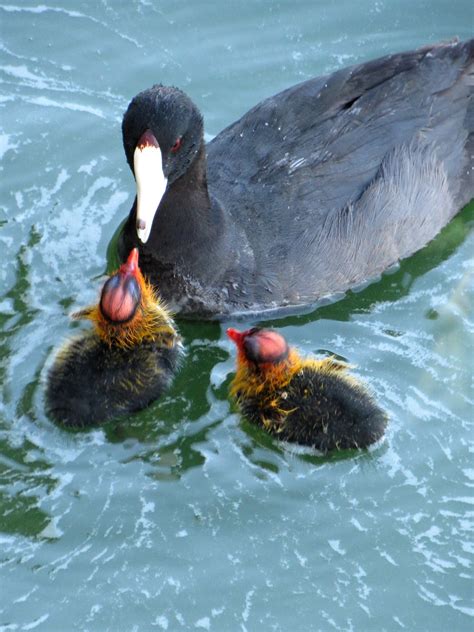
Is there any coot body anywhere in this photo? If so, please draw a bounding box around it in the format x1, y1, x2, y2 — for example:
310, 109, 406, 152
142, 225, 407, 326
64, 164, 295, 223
119, 39, 473, 318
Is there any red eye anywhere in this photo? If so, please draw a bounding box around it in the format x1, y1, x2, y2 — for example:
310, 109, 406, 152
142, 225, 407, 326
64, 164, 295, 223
171, 137, 182, 153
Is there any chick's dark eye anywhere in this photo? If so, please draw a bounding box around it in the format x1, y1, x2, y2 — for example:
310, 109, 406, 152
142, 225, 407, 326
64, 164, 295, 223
171, 137, 182, 153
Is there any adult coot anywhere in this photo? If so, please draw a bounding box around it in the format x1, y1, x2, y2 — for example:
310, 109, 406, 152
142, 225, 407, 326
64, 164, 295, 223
227, 327, 387, 452
118, 39, 473, 318
46, 248, 183, 427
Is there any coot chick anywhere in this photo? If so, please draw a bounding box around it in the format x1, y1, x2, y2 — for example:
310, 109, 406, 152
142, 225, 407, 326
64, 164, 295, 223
227, 327, 387, 452
46, 249, 183, 427
118, 39, 473, 318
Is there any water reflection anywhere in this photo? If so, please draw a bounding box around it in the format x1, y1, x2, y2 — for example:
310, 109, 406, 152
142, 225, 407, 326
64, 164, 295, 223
0, 426, 53, 538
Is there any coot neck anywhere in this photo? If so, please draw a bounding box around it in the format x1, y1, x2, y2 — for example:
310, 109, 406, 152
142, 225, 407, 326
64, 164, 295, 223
119, 140, 246, 315
167, 143, 209, 205
148, 143, 227, 267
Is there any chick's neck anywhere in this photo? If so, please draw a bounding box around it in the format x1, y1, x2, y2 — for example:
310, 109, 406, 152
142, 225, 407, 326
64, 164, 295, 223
231, 349, 304, 399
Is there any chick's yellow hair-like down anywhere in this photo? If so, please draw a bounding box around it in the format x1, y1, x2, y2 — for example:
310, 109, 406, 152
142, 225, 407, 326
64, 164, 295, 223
72, 270, 177, 350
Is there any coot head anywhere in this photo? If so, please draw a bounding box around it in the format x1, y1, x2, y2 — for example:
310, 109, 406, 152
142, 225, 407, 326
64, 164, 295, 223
100, 247, 141, 323
122, 85, 204, 242
72, 248, 176, 349
227, 327, 290, 366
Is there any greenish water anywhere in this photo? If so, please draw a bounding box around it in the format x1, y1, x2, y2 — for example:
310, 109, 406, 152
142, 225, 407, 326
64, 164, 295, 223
1, 2, 473, 631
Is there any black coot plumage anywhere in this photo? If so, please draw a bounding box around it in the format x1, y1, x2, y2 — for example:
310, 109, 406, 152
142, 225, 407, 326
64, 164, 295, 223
118, 39, 473, 318
45, 248, 183, 427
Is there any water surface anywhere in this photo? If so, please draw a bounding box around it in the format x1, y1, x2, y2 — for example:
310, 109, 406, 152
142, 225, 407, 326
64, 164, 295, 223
1, 2, 473, 631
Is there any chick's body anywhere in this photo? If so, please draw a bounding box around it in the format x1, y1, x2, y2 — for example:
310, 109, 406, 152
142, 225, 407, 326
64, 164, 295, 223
228, 329, 387, 453
47, 334, 180, 428
46, 249, 182, 428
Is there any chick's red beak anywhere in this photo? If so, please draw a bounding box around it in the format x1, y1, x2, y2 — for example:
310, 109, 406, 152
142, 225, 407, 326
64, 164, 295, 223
226, 328, 244, 345
119, 247, 140, 277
